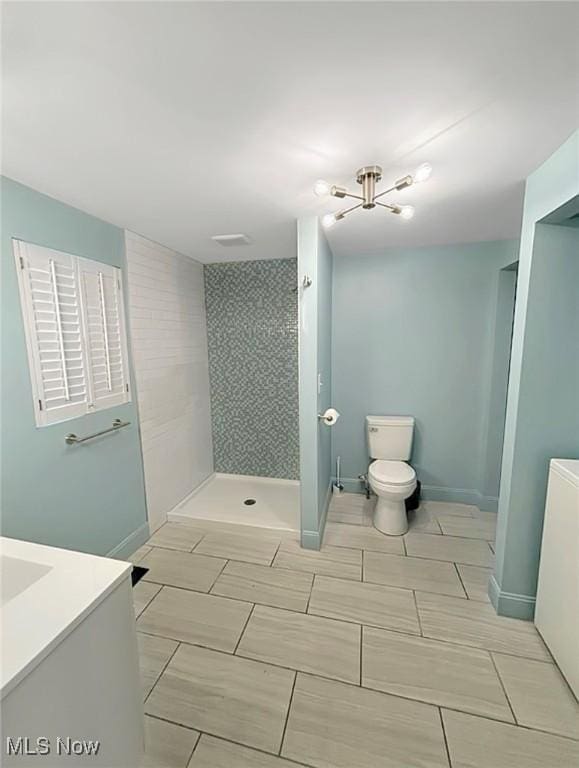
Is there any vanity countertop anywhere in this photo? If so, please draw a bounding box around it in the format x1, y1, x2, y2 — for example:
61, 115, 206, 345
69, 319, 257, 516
0, 536, 131, 698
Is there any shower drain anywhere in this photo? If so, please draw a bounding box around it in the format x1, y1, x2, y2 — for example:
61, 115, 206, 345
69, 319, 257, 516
244, 498, 257, 505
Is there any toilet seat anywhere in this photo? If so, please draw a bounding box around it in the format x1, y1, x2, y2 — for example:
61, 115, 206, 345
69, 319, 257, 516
369, 460, 416, 488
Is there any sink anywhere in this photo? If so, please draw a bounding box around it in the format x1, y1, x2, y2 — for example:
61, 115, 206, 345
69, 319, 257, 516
1, 555, 52, 605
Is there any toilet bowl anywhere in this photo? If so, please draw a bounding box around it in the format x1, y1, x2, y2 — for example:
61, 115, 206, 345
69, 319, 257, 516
368, 459, 417, 535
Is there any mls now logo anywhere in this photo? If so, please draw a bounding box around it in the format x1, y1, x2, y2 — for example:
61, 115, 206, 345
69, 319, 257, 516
6, 737, 100, 757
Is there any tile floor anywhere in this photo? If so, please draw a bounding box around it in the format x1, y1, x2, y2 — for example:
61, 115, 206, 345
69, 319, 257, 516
131, 494, 579, 768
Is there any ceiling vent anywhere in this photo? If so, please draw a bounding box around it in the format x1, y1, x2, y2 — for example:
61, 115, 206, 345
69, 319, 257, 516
211, 234, 252, 247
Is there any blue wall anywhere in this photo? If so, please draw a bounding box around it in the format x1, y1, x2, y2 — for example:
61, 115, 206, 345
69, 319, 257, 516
1, 177, 148, 557
492, 130, 579, 619
298, 218, 333, 549
331, 240, 519, 507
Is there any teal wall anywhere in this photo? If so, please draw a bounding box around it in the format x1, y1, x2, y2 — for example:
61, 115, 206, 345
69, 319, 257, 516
316, 227, 333, 520
479, 264, 518, 503
492, 131, 579, 619
331, 240, 519, 508
298, 218, 333, 549
1, 177, 148, 557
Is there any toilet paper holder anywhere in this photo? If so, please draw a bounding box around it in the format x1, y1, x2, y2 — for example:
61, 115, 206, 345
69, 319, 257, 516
318, 408, 340, 426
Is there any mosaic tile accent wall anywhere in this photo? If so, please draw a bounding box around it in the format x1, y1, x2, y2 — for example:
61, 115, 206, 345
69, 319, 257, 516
204, 258, 299, 479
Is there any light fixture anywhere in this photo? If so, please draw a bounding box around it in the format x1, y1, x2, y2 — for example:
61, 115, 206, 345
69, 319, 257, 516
316, 163, 432, 227
413, 163, 432, 183
314, 179, 331, 197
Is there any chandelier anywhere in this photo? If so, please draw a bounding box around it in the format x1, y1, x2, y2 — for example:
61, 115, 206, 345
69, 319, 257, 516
314, 162, 432, 227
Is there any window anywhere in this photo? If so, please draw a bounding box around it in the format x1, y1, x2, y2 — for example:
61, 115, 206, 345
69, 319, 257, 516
13, 239, 131, 426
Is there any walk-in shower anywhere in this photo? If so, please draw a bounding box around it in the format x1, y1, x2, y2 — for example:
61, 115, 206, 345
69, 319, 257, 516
170, 257, 300, 532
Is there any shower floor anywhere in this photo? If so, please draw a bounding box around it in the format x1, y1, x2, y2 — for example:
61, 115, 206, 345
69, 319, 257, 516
169, 473, 300, 532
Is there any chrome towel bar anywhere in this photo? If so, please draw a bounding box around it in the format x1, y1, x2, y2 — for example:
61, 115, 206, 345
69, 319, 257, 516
65, 419, 130, 445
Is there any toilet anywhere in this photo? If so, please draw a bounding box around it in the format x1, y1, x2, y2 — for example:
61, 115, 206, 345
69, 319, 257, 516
367, 415, 417, 535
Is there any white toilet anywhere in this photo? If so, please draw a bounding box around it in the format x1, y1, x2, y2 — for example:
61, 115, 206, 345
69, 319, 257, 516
367, 415, 417, 535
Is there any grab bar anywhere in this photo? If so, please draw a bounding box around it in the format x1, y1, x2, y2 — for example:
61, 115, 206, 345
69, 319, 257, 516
65, 419, 130, 445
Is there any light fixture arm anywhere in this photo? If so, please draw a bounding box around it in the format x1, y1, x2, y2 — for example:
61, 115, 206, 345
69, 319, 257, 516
340, 202, 363, 216
372, 184, 398, 202
330, 186, 363, 201
374, 200, 400, 213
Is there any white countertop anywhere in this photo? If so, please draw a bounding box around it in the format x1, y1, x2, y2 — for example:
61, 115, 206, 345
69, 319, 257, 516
1, 536, 132, 698
550, 458, 579, 486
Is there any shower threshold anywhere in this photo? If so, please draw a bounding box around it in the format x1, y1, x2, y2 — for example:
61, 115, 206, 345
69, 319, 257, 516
169, 473, 300, 532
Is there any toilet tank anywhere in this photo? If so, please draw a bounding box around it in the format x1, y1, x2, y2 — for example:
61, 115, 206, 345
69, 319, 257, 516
366, 415, 415, 460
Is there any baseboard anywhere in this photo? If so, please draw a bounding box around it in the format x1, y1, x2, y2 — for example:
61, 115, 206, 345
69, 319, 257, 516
476, 495, 499, 513
107, 523, 150, 560
301, 483, 332, 551
488, 574, 536, 621
338, 477, 498, 512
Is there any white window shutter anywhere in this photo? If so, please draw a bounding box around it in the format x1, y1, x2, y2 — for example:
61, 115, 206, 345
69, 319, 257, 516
13, 240, 89, 426
77, 257, 131, 411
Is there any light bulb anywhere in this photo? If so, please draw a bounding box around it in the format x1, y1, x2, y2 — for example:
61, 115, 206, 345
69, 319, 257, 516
413, 163, 432, 183
400, 205, 415, 220
314, 179, 331, 197
322, 213, 337, 228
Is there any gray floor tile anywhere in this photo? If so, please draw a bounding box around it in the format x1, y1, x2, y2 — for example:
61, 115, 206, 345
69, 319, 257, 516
273, 539, 362, 581
142, 715, 199, 768
237, 605, 361, 684
362, 626, 513, 722
188, 734, 300, 767
133, 581, 162, 618
457, 564, 492, 602
147, 522, 206, 552
407, 506, 442, 535
141, 548, 226, 592
442, 709, 579, 768
422, 501, 477, 518
416, 592, 551, 661
130, 544, 153, 564
194, 529, 281, 565
327, 493, 374, 527
493, 653, 579, 739
137, 631, 178, 699
364, 551, 466, 598
138, 586, 252, 652
282, 673, 449, 768
405, 532, 494, 566
437, 514, 496, 541
474, 509, 500, 524
323, 522, 405, 553
308, 575, 420, 635
145, 644, 295, 754
211, 560, 313, 612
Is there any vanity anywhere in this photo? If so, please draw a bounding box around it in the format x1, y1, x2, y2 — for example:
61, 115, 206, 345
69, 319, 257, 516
1, 537, 144, 766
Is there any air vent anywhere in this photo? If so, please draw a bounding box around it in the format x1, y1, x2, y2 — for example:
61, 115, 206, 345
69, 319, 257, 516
211, 234, 252, 247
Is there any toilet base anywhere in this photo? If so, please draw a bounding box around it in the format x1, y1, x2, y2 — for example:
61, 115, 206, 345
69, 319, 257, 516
374, 496, 408, 536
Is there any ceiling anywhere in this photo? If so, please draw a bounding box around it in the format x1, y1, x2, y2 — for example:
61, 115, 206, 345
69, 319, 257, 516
2, 2, 578, 262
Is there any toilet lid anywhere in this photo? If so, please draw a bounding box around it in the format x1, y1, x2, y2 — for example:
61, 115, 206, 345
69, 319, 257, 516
370, 460, 416, 486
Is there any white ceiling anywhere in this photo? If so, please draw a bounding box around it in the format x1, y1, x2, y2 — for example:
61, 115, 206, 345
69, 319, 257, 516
2, 2, 578, 262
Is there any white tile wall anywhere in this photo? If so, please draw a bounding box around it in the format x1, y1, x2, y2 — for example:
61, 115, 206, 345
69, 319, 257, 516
125, 231, 213, 532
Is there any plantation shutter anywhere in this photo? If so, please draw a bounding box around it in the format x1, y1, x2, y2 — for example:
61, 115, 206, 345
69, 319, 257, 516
77, 257, 130, 410
14, 240, 89, 425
